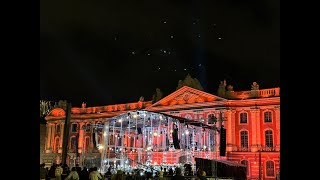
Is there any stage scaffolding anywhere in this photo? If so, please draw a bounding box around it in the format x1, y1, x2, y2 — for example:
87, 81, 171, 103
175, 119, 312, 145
99, 110, 221, 174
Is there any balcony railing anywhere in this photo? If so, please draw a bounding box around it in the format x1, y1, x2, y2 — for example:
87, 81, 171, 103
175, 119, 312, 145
232, 146, 279, 152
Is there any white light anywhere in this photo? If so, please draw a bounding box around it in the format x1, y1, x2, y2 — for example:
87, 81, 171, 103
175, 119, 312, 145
133, 114, 138, 118
203, 145, 206, 149
118, 119, 122, 123
153, 132, 158, 136
98, 145, 104, 150
185, 130, 189, 135
103, 132, 107, 136
147, 146, 152, 151
170, 130, 173, 133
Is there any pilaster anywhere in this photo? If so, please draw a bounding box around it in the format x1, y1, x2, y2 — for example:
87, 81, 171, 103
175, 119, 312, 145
59, 122, 64, 153
250, 110, 258, 152
46, 123, 52, 153
274, 108, 280, 151
78, 122, 85, 153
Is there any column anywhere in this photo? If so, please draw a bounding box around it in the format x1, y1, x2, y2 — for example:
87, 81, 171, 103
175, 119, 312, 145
216, 112, 221, 150
46, 123, 52, 152
231, 110, 236, 151
101, 121, 110, 172
51, 124, 56, 152
78, 122, 85, 153
59, 122, 64, 150
250, 110, 257, 152
255, 110, 261, 148
274, 108, 280, 151
226, 110, 232, 151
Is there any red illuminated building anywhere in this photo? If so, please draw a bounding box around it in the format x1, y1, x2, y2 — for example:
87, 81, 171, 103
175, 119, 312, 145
42, 79, 280, 180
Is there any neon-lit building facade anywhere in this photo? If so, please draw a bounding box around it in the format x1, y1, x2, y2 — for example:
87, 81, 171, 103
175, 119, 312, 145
43, 81, 280, 180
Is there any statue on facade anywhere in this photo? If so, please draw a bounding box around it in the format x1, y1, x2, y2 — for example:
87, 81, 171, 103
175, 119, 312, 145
176, 74, 204, 91
54, 100, 68, 110
217, 80, 227, 97
152, 88, 163, 103
139, 96, 144, 102
251, 82, 259, 90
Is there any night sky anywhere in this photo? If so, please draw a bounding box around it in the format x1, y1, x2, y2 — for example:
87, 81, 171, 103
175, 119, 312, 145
40, 0, 279, 107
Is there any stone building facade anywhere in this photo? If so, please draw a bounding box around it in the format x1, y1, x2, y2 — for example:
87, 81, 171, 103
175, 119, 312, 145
43, 81, 280, 180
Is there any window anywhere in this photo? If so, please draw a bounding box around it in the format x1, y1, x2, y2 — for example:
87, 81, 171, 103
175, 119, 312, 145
70, 137, 78, 152
185, 114, 192, 120
240, 113, 247, 124
265, 130, 273, 148
56, 124, 60, 133
264, 111, 272, 122
54, 138, 60, 152
71, 124, 78, 132
85, 137, 90, 153
86, 124, 91, 132
241, 160, 249, 176
266, 161, 275, 176
240, 131, 248, 148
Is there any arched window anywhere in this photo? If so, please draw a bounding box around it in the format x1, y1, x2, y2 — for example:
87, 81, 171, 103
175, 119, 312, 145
240, 131, 248, 148
85, 137, 90, 153
240, 113, 247, 124
264, 111, 272, 123
54, 137, 60, 152
56, 124, 60, 133
184, 114, 192, 120
266, 161, 275, 176
85, 124, 91, 132
70, 136, 78, 152
241, 160, 249, 176
71, 123, 78, 132
265, 130, 273, 148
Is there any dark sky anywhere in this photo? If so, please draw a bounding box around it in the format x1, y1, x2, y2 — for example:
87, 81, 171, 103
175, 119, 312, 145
40, 0, 280, 107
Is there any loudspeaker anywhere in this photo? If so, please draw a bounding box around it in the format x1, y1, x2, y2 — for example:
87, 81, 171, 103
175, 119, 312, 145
137, 127, 142, 134
219, 127, 226, 156
208, 114, 217, 124
172, 129, 180, 149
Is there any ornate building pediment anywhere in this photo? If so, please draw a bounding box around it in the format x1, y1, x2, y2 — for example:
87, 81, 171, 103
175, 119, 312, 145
148, 86, 227, 107
47, 108, 66, 117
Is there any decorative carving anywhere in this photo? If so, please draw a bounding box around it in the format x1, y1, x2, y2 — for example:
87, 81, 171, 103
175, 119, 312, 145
251, 82, 259, 90
51, 109, 66, 117
174, 91, 200, 102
